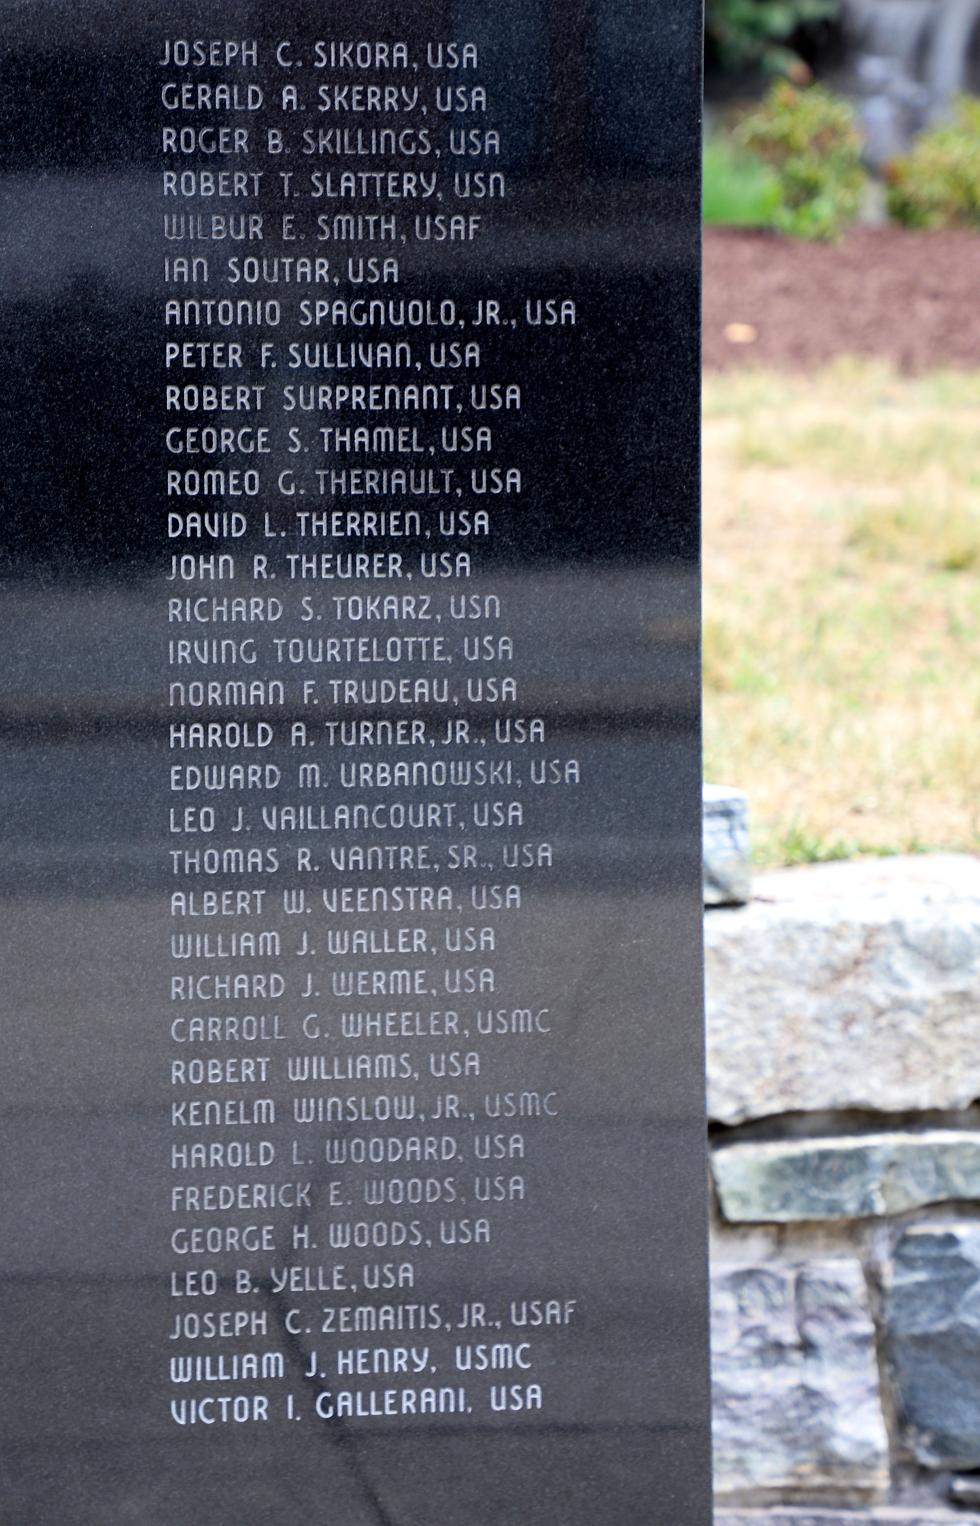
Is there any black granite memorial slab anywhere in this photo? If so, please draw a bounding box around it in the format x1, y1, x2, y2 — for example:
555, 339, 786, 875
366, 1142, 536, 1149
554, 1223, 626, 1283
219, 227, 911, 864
0, 2, 709, 1521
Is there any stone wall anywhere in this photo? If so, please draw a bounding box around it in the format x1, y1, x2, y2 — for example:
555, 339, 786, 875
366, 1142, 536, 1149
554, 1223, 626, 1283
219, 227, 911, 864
706, 854, 980, 1523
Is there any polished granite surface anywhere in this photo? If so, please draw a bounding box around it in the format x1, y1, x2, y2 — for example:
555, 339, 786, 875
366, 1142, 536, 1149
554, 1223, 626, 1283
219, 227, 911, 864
0, 2, 708, 1520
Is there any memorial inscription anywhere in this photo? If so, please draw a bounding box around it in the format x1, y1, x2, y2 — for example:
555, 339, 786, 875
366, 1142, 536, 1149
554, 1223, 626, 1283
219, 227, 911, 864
0, 2, 708, 1521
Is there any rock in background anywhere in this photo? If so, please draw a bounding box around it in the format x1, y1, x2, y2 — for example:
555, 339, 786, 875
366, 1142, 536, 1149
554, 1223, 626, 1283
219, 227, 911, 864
706, 853, 980, 1522
712, 1260, 889, 1499
704, 784, 752, 906
885, 1223, 980, 1470
713, 1132, 980, 1223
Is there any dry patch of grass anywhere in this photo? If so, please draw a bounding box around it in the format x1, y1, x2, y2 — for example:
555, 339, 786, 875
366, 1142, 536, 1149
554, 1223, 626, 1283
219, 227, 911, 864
702, 360, 980, 866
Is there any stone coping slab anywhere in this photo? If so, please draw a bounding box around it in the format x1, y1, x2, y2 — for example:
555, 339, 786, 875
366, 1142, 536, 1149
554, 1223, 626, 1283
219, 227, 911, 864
706, 854, 980, 1124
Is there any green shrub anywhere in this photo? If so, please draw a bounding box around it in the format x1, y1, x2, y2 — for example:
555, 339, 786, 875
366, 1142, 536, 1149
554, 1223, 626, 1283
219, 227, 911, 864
703, 136, 782, 225
706, 0, 839, 77
886, 97, 980, 229
735, 82, 866, 239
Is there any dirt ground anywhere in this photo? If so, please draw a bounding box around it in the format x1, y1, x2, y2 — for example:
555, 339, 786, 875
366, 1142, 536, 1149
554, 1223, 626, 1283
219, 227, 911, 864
703, 226, 980, 372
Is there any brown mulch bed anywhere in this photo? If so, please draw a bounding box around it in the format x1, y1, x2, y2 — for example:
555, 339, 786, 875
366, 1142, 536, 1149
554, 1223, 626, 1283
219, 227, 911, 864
703, 226, 980, 372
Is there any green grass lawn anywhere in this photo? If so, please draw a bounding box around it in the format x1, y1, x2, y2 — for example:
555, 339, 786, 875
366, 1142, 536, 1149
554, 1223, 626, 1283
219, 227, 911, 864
703, 361, 980, 865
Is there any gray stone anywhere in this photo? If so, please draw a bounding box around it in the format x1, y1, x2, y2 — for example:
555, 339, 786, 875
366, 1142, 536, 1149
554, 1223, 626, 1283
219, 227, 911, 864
712, 1259, 889, 1499
885, 1222, 980, 1469
706, 855, 980, 1124
704, 783, 751, 906
713, 1132, 980, 1223
951, 1476, 980, 1507
716, 1513, 980, 1525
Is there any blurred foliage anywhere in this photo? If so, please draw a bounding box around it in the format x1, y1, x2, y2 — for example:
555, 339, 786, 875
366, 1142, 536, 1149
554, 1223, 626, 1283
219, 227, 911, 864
886, 97, 980, 229
705, 0, 838, 76
703, 137, 781, 225
734, 83, 866, 238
